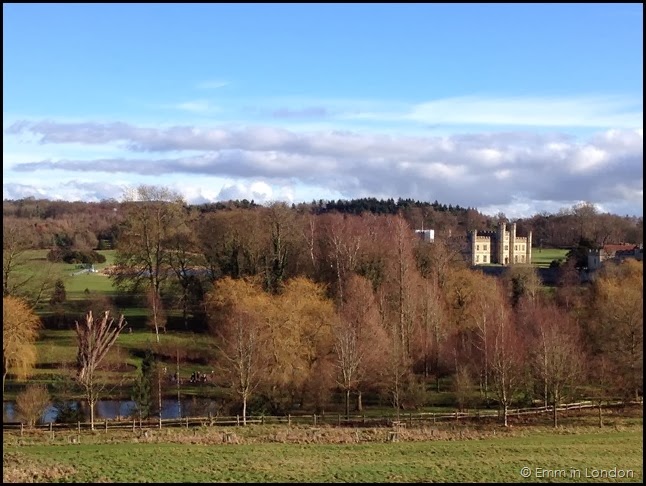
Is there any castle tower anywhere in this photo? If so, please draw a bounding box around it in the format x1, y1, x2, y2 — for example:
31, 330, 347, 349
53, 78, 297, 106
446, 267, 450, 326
526, 230, 532, 264
498, 222, 506, 265
471, 230, 478, 265
510, 223, 517, 265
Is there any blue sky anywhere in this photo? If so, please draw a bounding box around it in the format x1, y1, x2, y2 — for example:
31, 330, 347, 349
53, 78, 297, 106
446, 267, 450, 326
3, 3, 643, 217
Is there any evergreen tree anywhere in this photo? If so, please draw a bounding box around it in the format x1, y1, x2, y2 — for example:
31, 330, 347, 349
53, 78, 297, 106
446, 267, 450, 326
50, 278, 67, 306
132, 349, 155, 420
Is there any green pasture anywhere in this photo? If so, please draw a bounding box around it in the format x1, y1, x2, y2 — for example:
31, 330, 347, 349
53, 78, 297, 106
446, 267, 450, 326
532, 248, 569, 268
21, 328, 220, 400
3, 422, 642, 483
16, 249, 117, 298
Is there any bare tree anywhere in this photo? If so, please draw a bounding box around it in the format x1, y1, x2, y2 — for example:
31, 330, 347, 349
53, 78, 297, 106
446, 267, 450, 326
112, 185, 184, 343
334, 323, 362, 419
529, 304, 584, 427
75, 310, 127, 430
216, 308, 265, 425
489, 302, 526, 426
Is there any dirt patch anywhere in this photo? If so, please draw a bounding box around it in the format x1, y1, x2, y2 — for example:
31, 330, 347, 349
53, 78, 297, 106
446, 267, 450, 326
3, 452, 77, 483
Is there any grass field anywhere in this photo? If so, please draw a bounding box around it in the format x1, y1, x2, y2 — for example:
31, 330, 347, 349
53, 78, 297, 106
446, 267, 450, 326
3, 417, 642, 483
532, 248, 570, 268
16, 249, 118, 299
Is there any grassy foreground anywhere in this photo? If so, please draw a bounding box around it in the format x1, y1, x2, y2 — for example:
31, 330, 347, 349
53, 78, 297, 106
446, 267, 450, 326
3, 419, 642, 483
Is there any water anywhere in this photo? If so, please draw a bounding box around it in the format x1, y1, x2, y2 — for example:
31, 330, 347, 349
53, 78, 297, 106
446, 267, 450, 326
3, 397, 221, 424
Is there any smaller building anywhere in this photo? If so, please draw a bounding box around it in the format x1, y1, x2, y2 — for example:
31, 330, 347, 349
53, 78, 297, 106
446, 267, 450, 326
415, 229, 435, 242
587, 244, 643, 271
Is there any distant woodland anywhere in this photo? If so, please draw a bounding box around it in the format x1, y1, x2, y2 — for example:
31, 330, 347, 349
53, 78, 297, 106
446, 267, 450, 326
3, 195, 642, 252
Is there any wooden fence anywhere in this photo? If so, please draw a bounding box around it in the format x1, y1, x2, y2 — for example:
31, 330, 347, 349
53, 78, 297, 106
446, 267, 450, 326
3, 399, 640, 434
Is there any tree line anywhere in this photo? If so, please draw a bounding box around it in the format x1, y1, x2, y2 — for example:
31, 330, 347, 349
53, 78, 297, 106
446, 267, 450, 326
3, 196, 642, 253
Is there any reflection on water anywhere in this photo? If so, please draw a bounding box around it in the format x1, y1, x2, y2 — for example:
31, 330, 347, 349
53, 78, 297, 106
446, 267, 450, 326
3, 397, 222, 424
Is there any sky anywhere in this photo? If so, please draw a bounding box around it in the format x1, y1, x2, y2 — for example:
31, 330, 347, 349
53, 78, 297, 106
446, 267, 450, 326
3, 3, 643, 218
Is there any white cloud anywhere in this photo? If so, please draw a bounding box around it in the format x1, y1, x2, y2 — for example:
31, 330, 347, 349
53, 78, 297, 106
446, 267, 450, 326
196, 80, 229, 90
3, 119, 643, 217
344, 95, 643, 128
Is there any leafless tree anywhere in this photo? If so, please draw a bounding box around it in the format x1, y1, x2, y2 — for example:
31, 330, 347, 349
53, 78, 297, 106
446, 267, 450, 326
75, 310, 127, 430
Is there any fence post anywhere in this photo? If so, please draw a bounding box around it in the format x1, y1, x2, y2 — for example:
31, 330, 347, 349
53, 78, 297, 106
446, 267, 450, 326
20, 422, 23, 437
261, 415, 265, 425
158, 415, 162, 429
50, 422, 54, 440
338, 414, 341, 426
77, 421, 81, 434
288, 414, 291, 426
132, 419, 136, 433
186, 416, 189, 429
236, 415, 240, 426
408, 412, 412, 427
105, 419, 108, 432
362, 414, 365, 425
313, 414, 317, 426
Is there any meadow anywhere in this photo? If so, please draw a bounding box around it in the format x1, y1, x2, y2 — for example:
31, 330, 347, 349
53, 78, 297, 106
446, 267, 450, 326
2, 413, 643, 483
531, 248, 569, 268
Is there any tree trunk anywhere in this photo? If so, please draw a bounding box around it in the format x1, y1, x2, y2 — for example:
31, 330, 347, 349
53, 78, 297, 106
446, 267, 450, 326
90, 399, 95, 431
553, 399, 558, 428
598, 402, 603, 428
242, 395, 247, 426
503, 402, 508, 427
356, 390, 363, 412
345, 389, 350, 419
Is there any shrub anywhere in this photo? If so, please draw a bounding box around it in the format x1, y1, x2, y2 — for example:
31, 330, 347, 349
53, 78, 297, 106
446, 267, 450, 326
15, 384, 51, 427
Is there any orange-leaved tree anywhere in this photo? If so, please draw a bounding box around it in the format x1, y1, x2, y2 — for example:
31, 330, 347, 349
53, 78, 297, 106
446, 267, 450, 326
3, 295, 41, 394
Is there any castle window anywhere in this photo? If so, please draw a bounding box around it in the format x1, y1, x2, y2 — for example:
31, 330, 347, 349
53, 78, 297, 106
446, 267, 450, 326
515, 245, 518, 251
483, 245, 487, 250
476, 245, 480, 251
483, 255, 487, 263
476, 255, 479, 262
505, 245, 508, 251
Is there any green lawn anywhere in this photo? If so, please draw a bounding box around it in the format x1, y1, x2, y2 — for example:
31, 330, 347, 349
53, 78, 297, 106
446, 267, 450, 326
3, 423, 642, 483
532, 248, 570, 268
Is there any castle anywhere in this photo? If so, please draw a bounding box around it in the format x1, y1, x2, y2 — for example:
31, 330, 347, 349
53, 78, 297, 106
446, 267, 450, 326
468, 222, 532, 266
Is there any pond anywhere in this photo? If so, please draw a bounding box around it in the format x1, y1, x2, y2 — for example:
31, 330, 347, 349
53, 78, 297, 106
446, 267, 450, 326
3, 397, 222, 424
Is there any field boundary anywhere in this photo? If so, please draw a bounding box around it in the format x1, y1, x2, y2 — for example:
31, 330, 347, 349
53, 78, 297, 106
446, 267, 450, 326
3, 399, 641, 433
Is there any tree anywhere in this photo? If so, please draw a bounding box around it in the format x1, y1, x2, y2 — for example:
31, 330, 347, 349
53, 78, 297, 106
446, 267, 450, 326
488, 300, 526, 426
3, 296, 41, 393
112, 185, 185, 343
131, 349, 155, 422
589, 260, 643, 400
15, 384, 51, 427
527, 304, 584, 427
50, 278, 67, 306
3, 218, 57, 306
166, 217, 205, 329
335, 274, 389, 414
260, 203, 303, 294
3, 219, 34, 297
206, 277, 268, 425
503, 264, 542, 308
411, 272, 448, 392
75, 310, 127, 430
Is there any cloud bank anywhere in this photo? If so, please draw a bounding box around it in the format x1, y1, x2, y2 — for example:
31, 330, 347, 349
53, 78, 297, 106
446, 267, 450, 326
4, 118, 643, 218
